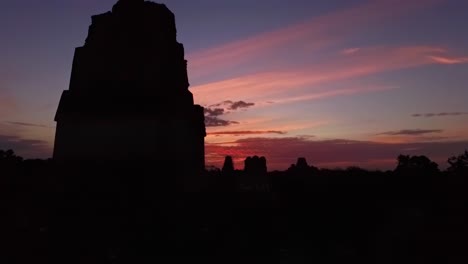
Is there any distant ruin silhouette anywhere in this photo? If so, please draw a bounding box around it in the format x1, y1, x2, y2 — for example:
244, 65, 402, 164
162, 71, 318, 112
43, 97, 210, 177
53, 0, 206, 171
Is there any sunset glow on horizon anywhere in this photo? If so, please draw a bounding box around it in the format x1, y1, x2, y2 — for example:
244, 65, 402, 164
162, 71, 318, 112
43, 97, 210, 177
1, 0, 467, 170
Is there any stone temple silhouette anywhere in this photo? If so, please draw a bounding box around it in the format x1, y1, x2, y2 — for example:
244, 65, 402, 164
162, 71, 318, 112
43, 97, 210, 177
53, 0, 206, 172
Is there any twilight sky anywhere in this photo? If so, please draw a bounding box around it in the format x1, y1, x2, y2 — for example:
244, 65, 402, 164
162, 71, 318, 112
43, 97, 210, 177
1, 0, 467, 170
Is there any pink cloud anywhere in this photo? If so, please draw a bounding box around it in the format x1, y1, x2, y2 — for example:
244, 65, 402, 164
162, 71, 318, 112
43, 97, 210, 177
187, 0, 444, 80
428, 55, 468, 65
342, 48, 361, 55
191, 45, 456, 105
269, 85, 396, 105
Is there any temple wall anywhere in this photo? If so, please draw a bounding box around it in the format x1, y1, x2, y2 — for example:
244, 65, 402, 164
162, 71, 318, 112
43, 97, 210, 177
54, 107, 205, 171
53, 0, 206, 172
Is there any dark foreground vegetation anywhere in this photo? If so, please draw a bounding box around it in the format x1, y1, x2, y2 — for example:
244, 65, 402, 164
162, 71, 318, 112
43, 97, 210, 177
1, 150, 467, 263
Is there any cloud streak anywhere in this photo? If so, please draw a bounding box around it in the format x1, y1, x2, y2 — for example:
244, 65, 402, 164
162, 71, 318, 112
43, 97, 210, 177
342, 48, 361, 55
187, 0, 444, 81
209, 100, 256, 110
228, 101, 255, 110
0, 134, 51, 159
192, 45, 460, 105
204, 108, 225, 117
208, 130, 286, 136
203, 100, 256, 127
412, 112, 468, 118
378, 129, 444, 136
428, 56, 468, 65
5, 121, 53, 128
204, 116, 239, 127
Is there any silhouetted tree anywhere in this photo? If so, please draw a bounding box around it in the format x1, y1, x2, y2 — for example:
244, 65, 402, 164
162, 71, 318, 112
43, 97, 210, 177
0, 149, 23, 165
395, 154, 439, 175
447, 150, 468, 173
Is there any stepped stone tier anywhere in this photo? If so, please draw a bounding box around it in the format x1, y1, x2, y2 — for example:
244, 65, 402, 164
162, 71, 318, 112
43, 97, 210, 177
53, 0, 206, 171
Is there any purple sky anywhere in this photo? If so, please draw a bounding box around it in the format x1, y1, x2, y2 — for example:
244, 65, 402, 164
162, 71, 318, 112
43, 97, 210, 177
1, 0, 468, 170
